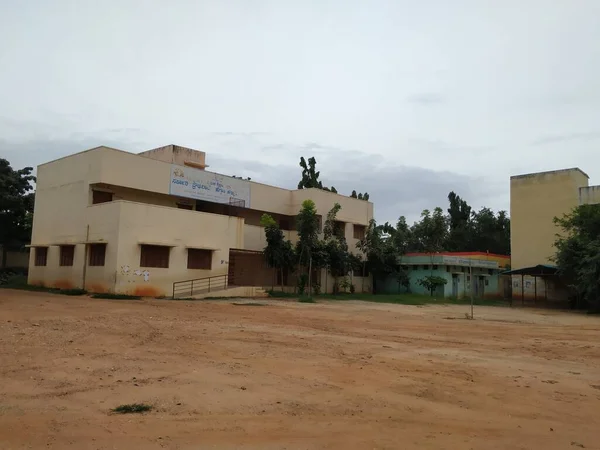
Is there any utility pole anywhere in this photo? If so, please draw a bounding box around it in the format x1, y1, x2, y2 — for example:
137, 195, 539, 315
470, 258, 474, 319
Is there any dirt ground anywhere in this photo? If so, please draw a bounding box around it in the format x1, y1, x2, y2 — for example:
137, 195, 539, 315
1, 290, 599, 450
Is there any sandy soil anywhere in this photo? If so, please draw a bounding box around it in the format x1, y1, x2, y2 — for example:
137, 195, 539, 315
1, 289, 599, 450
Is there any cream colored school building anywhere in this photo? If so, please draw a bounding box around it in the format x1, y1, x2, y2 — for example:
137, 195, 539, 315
509, 168, 599, 303
28, 145, 374, 297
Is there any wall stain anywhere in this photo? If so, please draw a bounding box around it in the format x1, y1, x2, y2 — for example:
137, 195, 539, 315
133, 286, 163, 297
54, 280, 75, 290
86, 283, 108, 294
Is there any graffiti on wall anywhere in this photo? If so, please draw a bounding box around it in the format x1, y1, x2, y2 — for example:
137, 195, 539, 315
120, 265, 150, 282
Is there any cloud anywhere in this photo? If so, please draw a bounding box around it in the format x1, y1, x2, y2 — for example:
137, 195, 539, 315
0, 133, 507, 226
406, 93, 445, 105
532, 132, 600, 146
207, 146, 502, 225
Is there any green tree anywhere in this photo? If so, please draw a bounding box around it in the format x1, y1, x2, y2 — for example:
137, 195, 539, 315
321, 203, 351, 293
295, 199, 320, 295
554, 204, 600, 311
379, 217, 412, 292
446, 191, 472, 251
356, 219, 398, 293
297, 156, 340, 194
411, 208, 447, 255
411, 208, 447, 276
0, 159, 35, 267
298, 157, 321, 189
260, 214, 295, 291
417, 275, 448, 296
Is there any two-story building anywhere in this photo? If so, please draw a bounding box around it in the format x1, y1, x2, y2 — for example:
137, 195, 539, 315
27, 145, 374, 297
508, 168, 600, 304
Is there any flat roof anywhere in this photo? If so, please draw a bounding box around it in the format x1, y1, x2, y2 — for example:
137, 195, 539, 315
404, 251, 510, 259
501, 264, 558, 276
38, 145, 374, 205
510, 167, 589, 180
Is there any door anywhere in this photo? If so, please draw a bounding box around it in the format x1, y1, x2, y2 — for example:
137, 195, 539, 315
228, 249, 273, 286
477, 276, 485, 297
452, 274, 459, 297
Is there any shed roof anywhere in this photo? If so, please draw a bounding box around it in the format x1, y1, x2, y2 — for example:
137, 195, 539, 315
501, 264, 558, 276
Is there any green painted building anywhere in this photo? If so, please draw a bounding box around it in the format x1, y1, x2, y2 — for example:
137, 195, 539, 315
377, 252, 511, 298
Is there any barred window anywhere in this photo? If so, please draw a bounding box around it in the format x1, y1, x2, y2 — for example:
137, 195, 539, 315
35, 247, 48, 266
59, 245, 75, 266
187, 249, 212, 270
89, 244, 106, 266
140, 245, 170, 268
353, 224, 366, 239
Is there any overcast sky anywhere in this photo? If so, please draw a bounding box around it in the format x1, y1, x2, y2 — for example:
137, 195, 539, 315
1, 1, 599, 224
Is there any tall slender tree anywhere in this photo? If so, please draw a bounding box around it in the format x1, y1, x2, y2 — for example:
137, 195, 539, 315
295, 199, 320, 295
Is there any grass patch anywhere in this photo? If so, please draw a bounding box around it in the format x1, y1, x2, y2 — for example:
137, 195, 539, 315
318, 293, 508, 307
0, 279, 88, 296
298, 296, 316, 303
232, 302, 267, 306
111, 403, 152, 414
267, 290, 296, 298
91, 293, 142, 300
59, 288, 88, 296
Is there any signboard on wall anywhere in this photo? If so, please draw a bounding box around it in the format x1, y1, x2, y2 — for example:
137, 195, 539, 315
169, 165, 251, 207
441, 256, 498, 269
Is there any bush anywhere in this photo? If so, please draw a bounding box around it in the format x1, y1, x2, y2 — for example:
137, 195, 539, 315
338, 277, 351, 293
297, 274, 308, 296
417, 276, 448, 296
111, 403, 152, 414
349, 283, 355, 294
0, 273, 28, 287
312, 282, 321, 295
298, 296, 316, 303
267, 290, 295, 298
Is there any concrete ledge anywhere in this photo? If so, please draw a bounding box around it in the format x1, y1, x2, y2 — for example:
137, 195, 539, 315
191, 286, 268, 299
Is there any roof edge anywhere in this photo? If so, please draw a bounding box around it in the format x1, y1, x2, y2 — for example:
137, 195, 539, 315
511, 167, 589, 180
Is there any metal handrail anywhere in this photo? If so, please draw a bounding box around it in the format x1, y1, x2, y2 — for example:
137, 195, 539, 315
172, 274, 229, 299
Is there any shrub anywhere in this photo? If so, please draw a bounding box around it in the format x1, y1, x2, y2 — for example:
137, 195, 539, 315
111, 403, 152, 414
417, 276, 448, 296
349, 283, 355, 294
267, 290, 295, 298
297, 273, 308, 296
338, 277, 351, 293
312, 282, 321, 295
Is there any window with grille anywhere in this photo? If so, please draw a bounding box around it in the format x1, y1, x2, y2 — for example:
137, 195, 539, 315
187, 249, 212, 270
140, 245, 170, 268
59, 245, 75, 266
34, 247, 48, 266
333, 221, 345, 238
92, 190, 113, 204
89, 244, 106, 266
353, 224, 366, 239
